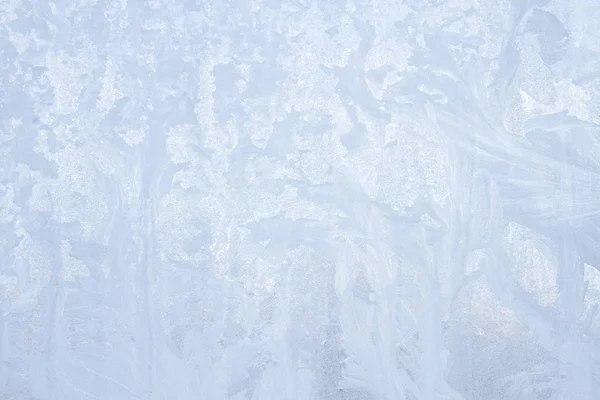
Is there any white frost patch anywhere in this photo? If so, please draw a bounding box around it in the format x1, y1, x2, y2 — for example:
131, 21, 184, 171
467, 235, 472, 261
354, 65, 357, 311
166, 124, 200, 164
0, 0, 19, 23
120, 128, 146, 147
283, 7, 359, 69
565, 0, 600, 53
279, 185, 329, 221
519, 78, 595, 124
13, 225, 52, 288
365, 38, 413, 100
241, 257, 277, 297
0, 184, 19, 223
322, 14, 361, 68
28, 146, 111, 238
502, 222, 558, 308
462, 279, 524, 336
0, 274, 19, 306
45, 51, 89, 115
359, 0, 409, 39
465, 249, 485, 276
28, 179, 52, 213
97, 59, 125, 111
348, 109, 449, 210
85, 141, 125, 176
417, 84, 448, 104
583, 263, 600, 336
60, 240, 90, 282
244, 100, 275, 150
554, 78, 600, 125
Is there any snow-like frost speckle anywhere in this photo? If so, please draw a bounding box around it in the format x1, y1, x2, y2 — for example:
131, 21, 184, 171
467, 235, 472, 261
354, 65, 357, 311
503, 222, 559, 309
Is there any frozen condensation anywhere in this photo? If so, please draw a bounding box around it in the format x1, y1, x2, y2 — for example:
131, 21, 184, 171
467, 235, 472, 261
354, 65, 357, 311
1, 0, 600, 399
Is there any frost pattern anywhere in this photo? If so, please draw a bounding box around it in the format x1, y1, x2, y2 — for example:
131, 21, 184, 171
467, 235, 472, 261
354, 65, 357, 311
1, 0, 600, 399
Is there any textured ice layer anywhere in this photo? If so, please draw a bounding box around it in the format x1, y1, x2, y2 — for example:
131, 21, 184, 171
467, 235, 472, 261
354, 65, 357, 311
1, 0, 600, 399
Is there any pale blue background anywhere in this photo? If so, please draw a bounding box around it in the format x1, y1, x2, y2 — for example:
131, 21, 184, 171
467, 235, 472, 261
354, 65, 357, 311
1, 0, 600, 399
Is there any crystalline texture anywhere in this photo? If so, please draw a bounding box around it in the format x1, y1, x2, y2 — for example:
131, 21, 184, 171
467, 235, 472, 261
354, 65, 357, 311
1, 0, 600, 399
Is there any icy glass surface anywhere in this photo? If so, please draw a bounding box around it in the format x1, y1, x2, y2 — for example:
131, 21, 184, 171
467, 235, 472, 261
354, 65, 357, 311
1, 0, 600, 399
